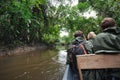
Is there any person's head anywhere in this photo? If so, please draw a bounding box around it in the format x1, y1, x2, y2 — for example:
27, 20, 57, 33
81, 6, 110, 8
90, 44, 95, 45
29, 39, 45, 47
87, 31, 96, 40
100, 17, 116, 30
73, 30, 86, 39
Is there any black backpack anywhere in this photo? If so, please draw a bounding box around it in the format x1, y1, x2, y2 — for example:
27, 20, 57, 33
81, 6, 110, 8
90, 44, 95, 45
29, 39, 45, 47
67, 42, 87, 73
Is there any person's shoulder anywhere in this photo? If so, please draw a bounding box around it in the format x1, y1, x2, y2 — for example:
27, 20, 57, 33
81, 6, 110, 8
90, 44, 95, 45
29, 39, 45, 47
96, 31, 111, 38
84, 41, 92, 46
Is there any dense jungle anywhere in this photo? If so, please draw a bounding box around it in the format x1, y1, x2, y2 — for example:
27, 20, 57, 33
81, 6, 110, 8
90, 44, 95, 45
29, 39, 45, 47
0, 0, 120, 52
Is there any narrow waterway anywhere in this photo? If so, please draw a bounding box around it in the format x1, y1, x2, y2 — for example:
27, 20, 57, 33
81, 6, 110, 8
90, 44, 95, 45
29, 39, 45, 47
0, 49, 67, 80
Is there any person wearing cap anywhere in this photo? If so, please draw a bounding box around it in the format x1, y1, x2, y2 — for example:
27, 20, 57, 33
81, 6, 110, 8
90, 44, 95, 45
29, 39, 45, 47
67, 30, 95, 80
93, 17, 120, 80
72, 30, 86, 45
93, 17, 120, 53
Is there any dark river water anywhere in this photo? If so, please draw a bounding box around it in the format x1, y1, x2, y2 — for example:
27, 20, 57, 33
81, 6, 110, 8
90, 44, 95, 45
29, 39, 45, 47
0, 49, 67, 80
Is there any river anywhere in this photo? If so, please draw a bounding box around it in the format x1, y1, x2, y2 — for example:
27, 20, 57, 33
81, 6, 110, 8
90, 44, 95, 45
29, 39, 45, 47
0, 49, 67, 80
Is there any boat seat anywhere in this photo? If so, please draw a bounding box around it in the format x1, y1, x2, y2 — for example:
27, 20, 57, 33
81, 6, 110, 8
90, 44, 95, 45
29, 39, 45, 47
76, 54, 120, 80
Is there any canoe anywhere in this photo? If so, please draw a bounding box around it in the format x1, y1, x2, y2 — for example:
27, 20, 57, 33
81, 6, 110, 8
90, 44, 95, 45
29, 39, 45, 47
63, 54, 120, 80
62, 64, 79, 80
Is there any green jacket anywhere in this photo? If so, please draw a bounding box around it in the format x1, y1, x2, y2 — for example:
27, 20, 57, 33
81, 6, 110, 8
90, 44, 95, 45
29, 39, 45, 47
73, 36, 93, 54
72, 36, 85, 45
93, 27, 120, 53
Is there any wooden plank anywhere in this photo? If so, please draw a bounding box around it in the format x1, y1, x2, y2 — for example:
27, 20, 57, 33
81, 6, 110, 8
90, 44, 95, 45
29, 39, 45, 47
76, 54, 120, 69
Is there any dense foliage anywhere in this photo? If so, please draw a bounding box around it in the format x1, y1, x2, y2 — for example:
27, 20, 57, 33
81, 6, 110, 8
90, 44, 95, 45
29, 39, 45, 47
0, 0, 120, 47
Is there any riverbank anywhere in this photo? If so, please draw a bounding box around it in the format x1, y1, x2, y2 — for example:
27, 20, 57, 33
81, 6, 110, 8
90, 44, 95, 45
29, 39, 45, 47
0, 44, 48, 57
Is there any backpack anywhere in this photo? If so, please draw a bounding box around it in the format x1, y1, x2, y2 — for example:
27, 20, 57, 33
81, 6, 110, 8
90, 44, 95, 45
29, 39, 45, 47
67, 42, 87, 73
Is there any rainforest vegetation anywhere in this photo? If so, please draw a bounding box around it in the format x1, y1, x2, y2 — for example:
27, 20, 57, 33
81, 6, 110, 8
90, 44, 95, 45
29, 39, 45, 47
0, 0, 120, 48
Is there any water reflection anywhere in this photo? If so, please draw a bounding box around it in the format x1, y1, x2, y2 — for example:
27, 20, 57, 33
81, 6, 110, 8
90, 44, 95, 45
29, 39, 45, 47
58, 50, 67, 64
0, 49, 67, 80
52, 50, 67, 64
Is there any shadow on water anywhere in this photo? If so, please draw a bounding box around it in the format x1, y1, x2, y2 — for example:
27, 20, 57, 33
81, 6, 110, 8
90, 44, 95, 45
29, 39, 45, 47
0, 49, 67, 80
